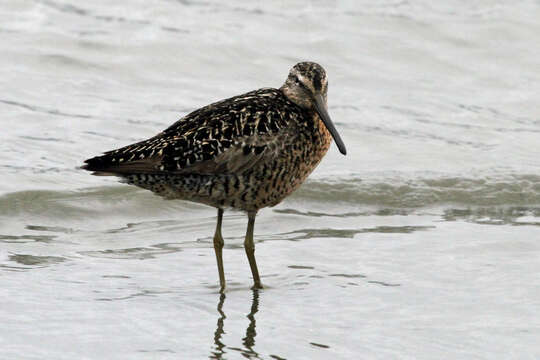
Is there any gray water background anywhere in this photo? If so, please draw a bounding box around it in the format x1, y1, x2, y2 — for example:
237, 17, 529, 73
1, 0, 540, 359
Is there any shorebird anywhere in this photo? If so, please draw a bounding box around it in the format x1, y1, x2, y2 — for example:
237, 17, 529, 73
82, 62, 346, 291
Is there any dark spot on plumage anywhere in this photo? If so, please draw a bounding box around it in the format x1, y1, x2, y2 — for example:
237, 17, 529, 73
260, 164, 268, 179
254, 146, 265, 155
246, 112, 256, 123
272, 175, 279, 189
224, 177, 229, 194
232, 176, 240, 190
271, 160, 278, 173
201, 142, 213, 152
243, 146, 251, 155
303, 113, 316, 131
312, 73, 322, 91
243, 123, 253, 136
222, 126, 233, 139
279, 168, 287, 181
257, 120, 267, 133
220, 139, 232, 149
269, 120, 279, 132
176, 138, 188, 149
194, 128, 209, 141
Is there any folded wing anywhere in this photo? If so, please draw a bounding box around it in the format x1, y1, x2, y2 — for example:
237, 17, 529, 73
82, 88, 299, 176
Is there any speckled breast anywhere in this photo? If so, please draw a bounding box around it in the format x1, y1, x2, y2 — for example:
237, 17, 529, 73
239, 114, 332, 210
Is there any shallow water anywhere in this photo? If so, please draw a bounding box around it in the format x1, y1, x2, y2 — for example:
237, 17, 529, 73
2, 0, 540, 359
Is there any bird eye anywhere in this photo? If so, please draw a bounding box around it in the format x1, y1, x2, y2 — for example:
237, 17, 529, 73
293, 76, 300, 85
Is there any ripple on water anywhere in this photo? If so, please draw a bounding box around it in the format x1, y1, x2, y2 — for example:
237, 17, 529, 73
294, 174, 540, 208
79, 243, 183, 260
258, 225, 435, 243
8, 254, 67, 267
0, 234, 56, 244
443, 207, 540, 226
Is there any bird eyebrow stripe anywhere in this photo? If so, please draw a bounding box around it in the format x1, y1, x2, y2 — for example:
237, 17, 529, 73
294, 75, 309, 91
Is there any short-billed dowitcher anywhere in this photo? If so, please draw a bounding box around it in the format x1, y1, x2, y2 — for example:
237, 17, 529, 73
82, 62, 346, 291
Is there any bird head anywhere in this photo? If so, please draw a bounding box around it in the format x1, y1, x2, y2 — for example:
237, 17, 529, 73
281, 62, 347, 155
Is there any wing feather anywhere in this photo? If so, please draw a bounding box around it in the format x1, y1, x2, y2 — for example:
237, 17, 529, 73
82, 88, 303, 176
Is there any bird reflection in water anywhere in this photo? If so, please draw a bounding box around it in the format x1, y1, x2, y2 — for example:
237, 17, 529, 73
241, 289, 259, 358
210, 289, 261, 359
211, 293, 227, 358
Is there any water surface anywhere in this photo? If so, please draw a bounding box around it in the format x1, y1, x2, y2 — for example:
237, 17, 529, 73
1, 1, 540, 359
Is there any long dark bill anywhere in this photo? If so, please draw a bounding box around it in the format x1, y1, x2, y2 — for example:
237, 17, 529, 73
313, 94, 347, 155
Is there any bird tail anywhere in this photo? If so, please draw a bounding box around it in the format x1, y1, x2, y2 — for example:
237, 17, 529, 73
81, 154, 120, 176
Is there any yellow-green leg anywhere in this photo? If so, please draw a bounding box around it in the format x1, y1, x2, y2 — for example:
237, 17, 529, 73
244, 211, 262, 289
213, 208, 226, 292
